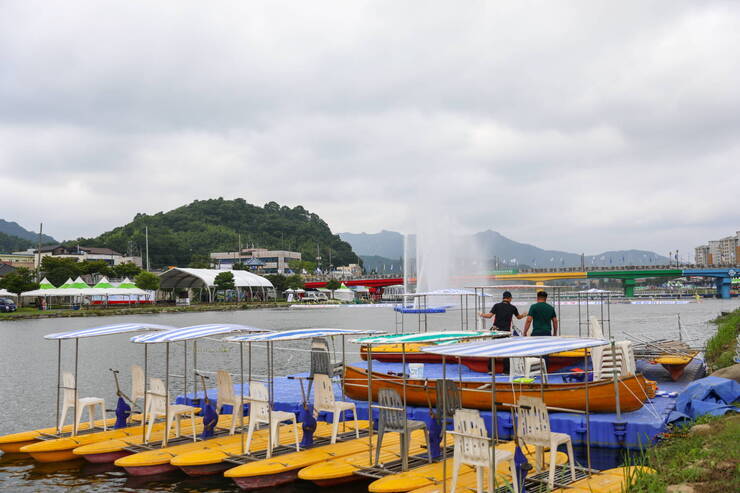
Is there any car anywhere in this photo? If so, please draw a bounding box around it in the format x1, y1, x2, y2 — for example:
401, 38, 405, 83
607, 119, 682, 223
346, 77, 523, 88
0, 298, 17, 313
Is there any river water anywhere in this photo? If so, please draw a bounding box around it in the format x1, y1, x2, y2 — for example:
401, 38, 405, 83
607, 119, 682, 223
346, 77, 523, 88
1, 299, 737, 492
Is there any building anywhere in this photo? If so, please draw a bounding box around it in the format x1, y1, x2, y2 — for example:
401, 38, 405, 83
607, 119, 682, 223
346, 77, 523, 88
695, 231, 739, 266
694, 245, 709, 266
333, 263, 363, 278
210, 248, 301, 274
27, 245, 142, 267
0, 252, 35, 269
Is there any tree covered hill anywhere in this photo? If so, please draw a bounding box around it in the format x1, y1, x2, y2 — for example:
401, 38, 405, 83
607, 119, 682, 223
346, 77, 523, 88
0, 219, 56, 243
75, 198, 359, 269
0, 231, 33, 252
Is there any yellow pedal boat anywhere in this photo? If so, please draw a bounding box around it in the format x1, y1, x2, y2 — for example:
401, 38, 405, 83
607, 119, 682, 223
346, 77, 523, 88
224, 429, 409, 490
20, 413, 207, 463
111, 419, 368, 477
367, 444, 567, 493
0, 416, 135, 454
295, 430, 453, 489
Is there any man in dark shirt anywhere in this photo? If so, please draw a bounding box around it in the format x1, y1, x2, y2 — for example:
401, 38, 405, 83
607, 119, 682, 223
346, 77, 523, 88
479, 291, 526, 332
523, 291, 558, 336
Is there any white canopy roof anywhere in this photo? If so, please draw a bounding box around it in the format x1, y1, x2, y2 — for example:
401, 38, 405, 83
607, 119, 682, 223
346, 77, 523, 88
0, 289, 17, 298
421, 336, 608, 358
159, 268, 273, 289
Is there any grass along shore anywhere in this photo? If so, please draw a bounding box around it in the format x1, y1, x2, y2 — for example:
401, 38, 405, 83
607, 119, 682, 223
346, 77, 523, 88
704, 308, 740, 371
0, 301, 298, 321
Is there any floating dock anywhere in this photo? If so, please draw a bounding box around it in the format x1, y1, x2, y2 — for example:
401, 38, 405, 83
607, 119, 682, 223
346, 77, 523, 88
176, 358, 705, 451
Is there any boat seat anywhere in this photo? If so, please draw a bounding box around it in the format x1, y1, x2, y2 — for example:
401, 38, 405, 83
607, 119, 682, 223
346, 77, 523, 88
306, 337, 342, 396
516, 396, 575, 489
131, 364, 145, 409
435, 378, 461, 424
216, 370, 248, 435
451, 408, 517, 493
313, 373, 359, 444
375, 388, 431, 466
592, 342, 634, 380
510, 357, 548, 383
145, 378, 198, 447
58, 372, 107, 435
245, 382, 299, 458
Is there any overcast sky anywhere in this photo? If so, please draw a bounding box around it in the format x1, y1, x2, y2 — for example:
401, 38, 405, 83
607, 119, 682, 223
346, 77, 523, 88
1, 1, 738, 258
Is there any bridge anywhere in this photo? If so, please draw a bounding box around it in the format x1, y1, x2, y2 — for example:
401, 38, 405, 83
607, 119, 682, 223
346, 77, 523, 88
304, 266, 739, 298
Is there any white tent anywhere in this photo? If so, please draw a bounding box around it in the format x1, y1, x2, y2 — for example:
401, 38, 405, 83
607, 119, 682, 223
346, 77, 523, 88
158, 267, 274, 302
0, 289, 17, 298
332, 283, 355, 302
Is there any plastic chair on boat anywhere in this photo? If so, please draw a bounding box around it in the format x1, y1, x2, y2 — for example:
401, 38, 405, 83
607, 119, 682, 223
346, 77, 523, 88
216, 370, 248, 435
58, 372, 107, 434
145, 378, 198, 447
306, 337, 342, 396
312, 373, 359, 444
509, 357, 548, 383
435, 378, 461, 424
592, 342, 634, 380
131, 364, 145, 408
375, 388, 432, 465
516, 396, 576, 489
245, 382, 299, 458
450, 408, 517, 493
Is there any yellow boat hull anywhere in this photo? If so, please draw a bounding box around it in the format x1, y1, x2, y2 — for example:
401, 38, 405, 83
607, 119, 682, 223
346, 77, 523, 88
0, 417, 128, 454
368, 444, 567, 493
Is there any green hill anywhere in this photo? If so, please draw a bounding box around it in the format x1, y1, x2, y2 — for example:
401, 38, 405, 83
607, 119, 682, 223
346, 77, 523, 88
0, 231, 34, 253
75, 198, 359, 269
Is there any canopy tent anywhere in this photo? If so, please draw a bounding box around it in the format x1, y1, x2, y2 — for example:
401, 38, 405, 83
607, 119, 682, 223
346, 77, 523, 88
93, 276, 115, 289
0, 289, 18, 298
118, 277, 137, 289
131, 324, 269, 343
158, 267, 274, 302
224, 327, 384, 343
39, 277, 55, 289
45, 322, 176, 340
332, 282, 355, 302
353, 330, 504, 345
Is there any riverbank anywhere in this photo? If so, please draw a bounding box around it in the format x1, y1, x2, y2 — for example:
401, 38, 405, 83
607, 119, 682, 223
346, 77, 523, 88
705, 308, 740, 371
630, 413, 739, 493
0, 302, 295, 321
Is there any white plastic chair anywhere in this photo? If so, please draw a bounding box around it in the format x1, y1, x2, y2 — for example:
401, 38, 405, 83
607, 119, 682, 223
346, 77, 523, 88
313, 373, 359, 444
58, 372, 107, 434
516, 396, 575, 489
131, 364, 145, 406
509, 357, 548, 383
216, 370, 248, 434
589, 316, 605, 339
450, 408, 517, 493
145, 378, 198, 447
244, 382, 299, 458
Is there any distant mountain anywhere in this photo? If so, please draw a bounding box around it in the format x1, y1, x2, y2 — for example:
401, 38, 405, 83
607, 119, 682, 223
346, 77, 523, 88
77, 198, 359, 269
339, 230, 404, 259
0, 220, 56, 244
340, 229, 670, 269
359, 255, 403, 274
0, 231, 33, 253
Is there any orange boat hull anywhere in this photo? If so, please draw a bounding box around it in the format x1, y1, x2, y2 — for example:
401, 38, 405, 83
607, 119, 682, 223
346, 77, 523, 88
343, 366, 654, 413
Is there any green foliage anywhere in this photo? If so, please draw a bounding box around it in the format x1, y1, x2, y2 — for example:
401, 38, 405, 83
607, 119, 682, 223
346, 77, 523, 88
77, 260, 113, 277
214, 271, 235, 292
0, 231, 33, 252
41, 257, 81, 286
111, 262, 142, 278
288, 259, 317, 274
286, 274, 305, 290
134, 271, 160, 291
232, 262, 248, 271
188, 254, 211, 269
630, 414, 740, 493
0, 267, 38, 295
264, 274, 288, 293
326, 279, 341, 291
705, 309, 740, 371
74, 198, 359, 269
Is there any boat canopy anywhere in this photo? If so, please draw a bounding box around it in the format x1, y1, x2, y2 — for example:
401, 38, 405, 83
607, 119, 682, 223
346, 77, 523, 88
45, 322, 177, 340
130, 324, 269, 343
352, 330, 506, 345
224, 327, 384, 343
421, 336, 608, 358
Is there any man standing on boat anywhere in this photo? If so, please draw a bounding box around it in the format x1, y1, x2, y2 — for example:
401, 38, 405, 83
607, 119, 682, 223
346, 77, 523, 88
479, 291, 526, 333
523, 290, 558, 336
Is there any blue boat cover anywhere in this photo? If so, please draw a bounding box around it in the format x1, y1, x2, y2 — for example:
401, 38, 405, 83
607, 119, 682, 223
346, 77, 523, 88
45, 322, 176, 339
131, 324, 269, 343
666, 376, 740, 423
421, 336, 608, 358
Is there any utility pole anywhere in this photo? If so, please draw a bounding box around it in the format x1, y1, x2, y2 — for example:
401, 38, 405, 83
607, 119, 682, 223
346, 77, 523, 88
36, 222, 43, 281
145, 226, 150, 272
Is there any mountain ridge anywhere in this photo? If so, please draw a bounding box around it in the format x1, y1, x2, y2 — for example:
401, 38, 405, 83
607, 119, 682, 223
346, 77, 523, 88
0, 219, 57, 244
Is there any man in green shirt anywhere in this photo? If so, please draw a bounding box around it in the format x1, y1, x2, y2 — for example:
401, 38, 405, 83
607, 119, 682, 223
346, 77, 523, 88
523, 291, 558, 336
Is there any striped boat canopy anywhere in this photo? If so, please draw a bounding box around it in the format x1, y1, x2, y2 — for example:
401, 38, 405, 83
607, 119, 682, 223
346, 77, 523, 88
420, 336, 608, 358
352, 330, 507, 345
131, 324, 270, 343
224, 328, 385, 343
45, 322, 177, 340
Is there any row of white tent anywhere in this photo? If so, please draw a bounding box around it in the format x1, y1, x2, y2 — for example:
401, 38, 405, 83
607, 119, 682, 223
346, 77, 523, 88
19, 276, 149, 298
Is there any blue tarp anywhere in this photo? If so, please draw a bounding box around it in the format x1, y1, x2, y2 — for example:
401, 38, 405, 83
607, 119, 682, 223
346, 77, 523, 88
666, 376, 740, 423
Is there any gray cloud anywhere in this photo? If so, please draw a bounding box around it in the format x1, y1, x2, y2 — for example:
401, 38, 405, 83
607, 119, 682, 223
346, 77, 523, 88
0, 0, 738, 260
